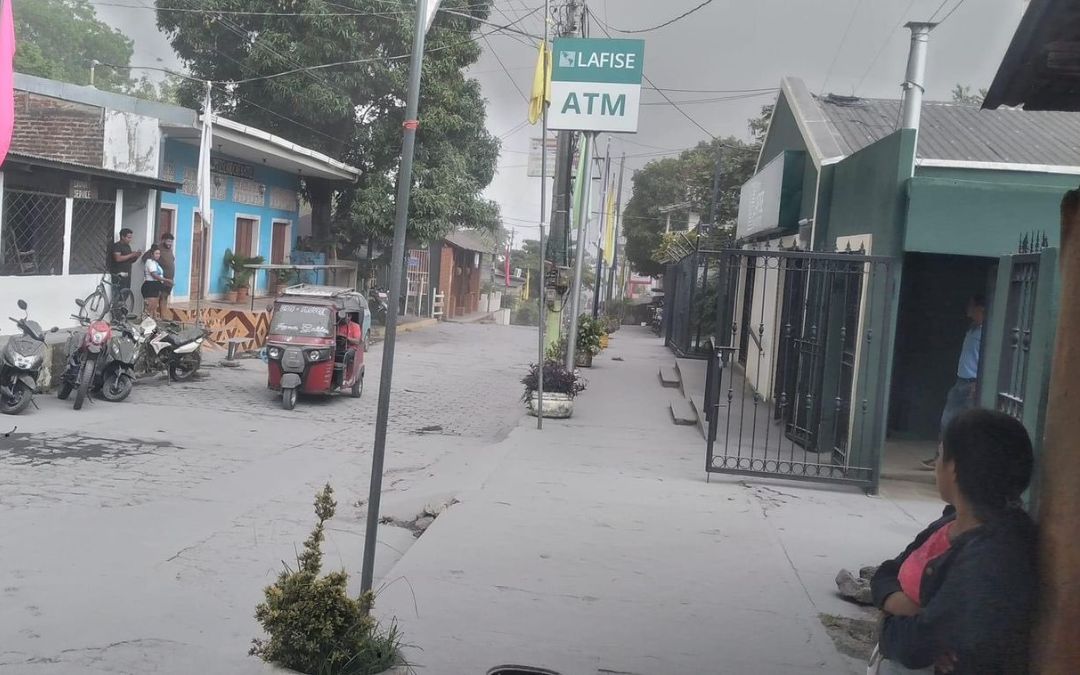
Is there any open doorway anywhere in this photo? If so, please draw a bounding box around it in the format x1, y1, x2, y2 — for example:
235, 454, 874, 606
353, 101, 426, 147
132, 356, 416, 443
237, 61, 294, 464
884, 252, 995, 478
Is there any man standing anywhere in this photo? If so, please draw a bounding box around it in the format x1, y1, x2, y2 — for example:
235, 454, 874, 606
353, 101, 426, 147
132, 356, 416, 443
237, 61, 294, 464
923, 294, 986, 468
158, 233, 176, 317
108, 228, 141, 295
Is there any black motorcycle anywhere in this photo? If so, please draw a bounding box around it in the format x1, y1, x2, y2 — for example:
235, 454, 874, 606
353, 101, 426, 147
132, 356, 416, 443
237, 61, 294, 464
0, 300, 57, 415
368, 287, 389, 325
59, 301, 137, 406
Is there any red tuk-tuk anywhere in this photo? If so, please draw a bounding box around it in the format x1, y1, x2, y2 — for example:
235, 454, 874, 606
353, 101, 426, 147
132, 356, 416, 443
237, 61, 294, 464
266, 284, 366, 410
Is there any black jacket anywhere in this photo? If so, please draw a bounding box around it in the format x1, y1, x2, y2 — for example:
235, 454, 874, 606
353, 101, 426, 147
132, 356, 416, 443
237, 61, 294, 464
871, 505, 1037, 674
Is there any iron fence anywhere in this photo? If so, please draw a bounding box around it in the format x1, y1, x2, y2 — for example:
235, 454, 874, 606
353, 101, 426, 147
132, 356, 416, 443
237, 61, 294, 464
70, 199, 116, 275
703, 248, 896, 490
664, 250, 728, 357
1, 190, 66, 276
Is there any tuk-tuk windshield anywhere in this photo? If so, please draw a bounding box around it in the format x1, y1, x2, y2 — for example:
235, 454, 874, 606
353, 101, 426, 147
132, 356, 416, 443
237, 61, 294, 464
270, 303, 334, 337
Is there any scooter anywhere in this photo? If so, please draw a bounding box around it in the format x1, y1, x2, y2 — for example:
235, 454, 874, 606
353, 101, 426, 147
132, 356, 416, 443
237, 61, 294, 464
132, 317, 206, 381
0, 300, 57, 415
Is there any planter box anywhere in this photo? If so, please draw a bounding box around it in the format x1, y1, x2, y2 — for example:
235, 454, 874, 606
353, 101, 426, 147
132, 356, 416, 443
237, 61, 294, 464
526, 391, 574, 418
575, 352, 593, 368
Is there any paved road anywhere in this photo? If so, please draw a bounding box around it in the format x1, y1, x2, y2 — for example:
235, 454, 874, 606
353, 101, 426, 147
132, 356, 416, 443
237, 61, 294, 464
0, 323, 536, 674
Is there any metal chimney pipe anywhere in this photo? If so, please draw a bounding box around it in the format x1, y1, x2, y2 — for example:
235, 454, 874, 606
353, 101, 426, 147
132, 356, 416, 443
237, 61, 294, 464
900, 22, 937, 131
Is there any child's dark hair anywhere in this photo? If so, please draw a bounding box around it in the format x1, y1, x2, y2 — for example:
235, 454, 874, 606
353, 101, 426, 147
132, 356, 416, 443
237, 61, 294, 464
942, 408, 1033, 517
142, 244, 160, 262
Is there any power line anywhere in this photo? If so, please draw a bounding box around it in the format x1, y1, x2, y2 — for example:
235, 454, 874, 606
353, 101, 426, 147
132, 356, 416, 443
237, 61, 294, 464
927, 0, 952, 22
481, 33, 529, 102
590, 0, 715, 34
854, 0, 917, 94
639, 91, 777, 106
820, 0, 867, 94
643, 85, 778, 94
936, 0, 967, 25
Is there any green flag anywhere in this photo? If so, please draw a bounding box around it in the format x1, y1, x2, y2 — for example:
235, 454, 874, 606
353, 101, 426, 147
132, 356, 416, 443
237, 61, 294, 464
571, 133, 591, 242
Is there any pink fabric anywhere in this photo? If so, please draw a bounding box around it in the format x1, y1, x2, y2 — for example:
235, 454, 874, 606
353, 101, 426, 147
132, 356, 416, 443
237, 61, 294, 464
0, 0, 15, 166
899, 523, 953, 605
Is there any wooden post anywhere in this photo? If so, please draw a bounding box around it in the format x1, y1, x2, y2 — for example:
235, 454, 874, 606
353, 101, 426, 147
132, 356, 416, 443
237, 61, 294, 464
1037, 186, 1080, 673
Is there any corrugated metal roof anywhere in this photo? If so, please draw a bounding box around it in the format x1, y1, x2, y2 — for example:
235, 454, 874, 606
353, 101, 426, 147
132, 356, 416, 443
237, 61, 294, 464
816, 94, 1080, 166
444, 229, 496, 253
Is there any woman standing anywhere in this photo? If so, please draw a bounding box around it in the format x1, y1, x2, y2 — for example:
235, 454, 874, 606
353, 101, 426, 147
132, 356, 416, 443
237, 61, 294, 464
141, 245, 172, 318
869, 408, 1037, 674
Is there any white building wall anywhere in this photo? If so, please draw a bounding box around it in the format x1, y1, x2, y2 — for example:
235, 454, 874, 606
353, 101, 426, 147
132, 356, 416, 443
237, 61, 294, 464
102, 111, 162, 178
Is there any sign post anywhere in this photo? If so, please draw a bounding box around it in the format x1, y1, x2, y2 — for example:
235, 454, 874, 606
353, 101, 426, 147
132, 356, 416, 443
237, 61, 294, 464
548, 37, 645, 133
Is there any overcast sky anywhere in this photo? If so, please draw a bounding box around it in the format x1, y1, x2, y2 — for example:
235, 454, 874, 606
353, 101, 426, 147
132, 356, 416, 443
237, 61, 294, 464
90, 0, 1027, 244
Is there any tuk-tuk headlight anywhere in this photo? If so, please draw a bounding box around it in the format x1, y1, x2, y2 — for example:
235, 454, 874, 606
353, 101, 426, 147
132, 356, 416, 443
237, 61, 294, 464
306, 349, 326, 362
267, 346, 283, 360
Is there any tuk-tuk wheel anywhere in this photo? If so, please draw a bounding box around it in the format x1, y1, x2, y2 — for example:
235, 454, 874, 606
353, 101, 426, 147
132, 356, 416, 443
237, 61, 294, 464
350, 371, 363, 398
282, 387, 298, 410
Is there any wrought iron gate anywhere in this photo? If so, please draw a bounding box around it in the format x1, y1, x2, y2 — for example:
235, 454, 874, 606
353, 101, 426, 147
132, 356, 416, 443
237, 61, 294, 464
982, 237, 1057, 441
703, 248, 896, 489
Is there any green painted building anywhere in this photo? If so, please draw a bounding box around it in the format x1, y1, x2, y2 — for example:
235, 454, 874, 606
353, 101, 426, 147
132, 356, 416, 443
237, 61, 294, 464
736, 76, 1075, 473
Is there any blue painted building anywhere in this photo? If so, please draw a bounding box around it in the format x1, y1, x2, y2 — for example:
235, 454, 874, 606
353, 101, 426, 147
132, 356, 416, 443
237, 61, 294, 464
156, 115, 359, 303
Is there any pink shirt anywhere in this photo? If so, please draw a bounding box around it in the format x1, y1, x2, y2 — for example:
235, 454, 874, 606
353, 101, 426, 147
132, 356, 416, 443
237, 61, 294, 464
898, 523, 954, 605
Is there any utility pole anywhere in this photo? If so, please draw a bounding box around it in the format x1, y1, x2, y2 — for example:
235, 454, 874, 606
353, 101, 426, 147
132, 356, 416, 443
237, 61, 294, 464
606, 152, 625, 304
543, 0, 580, 350
360, 0, 434, 597
564, 131, 595, 370
592, 140, 610, 318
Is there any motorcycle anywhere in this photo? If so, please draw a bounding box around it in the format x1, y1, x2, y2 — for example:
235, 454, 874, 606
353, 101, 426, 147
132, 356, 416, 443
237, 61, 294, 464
367, 287, 389, 325
650, 300, 664, 336
0, 300, 57, 415
59, 301, 115, 410
132, 317, 206, 381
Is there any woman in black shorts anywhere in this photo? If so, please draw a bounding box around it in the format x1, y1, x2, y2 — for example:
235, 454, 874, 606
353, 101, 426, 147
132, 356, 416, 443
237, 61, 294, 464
141, 245, 172, 318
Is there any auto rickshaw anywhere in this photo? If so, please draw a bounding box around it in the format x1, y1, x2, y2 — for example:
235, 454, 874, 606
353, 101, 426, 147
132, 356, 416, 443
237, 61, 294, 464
266, 284, 366, 410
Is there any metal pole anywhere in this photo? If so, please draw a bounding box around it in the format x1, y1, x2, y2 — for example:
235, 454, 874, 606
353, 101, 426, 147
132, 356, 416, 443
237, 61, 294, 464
565, 131, 595, 371
592, 141, 610, 319
360, 0, 429, 596
606, 152, 625, 304
900, 22, 936, 133
537, 0, 550, 430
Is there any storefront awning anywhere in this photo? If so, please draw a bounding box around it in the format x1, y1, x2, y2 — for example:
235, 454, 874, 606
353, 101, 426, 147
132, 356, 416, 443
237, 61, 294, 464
2, 152, 181, 191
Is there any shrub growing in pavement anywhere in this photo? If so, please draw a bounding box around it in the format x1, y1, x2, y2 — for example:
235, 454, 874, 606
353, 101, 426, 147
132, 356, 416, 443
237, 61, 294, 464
250, 484, 400, 675
521, 360, 587, 403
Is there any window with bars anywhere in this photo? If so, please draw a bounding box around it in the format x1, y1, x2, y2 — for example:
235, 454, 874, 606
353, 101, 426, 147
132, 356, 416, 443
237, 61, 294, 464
70, 199, 116, 275
1, 190, 66, 276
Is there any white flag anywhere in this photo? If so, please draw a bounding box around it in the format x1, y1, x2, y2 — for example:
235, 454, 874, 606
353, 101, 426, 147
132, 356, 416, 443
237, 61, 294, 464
423, 0, 442, 34
196, 84, 213, 229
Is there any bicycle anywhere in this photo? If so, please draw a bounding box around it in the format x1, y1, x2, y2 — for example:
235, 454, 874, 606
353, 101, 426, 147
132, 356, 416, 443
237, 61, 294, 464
78, 272, 135, 322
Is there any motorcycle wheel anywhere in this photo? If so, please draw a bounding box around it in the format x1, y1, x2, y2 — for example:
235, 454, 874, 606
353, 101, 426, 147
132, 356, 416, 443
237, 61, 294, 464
100, 370, 134, 402
350, 371, 363, 398
281, 387, 298, 410
169, 351, 201, 382
57, 382, 73, 400
0, 380, 33, 415
74, 359, 94, 410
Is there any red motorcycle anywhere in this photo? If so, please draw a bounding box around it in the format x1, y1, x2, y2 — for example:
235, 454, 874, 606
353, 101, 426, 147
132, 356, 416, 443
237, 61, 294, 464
59, 303, 114, 410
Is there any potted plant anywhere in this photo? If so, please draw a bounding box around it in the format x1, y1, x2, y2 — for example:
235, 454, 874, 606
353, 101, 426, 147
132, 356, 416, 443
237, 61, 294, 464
521, 360, 586, 419
574, 315, 604, 367
224, 249, 265, 302
223, 277, 239, 304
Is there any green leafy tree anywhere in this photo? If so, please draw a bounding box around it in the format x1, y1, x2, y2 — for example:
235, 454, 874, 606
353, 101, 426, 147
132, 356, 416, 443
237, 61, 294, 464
951, 84, 987, 106
14, 0, 137, 93
157, 0, 501, 253
622, 135, 757, 277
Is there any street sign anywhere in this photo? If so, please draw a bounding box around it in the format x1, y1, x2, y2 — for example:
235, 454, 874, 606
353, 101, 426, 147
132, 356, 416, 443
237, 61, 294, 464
527, 137, 557, 177
548, 37, 645, 133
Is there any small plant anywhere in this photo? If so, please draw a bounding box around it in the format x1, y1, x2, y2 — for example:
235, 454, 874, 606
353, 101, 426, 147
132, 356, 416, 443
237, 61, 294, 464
545, 336, 567, 362
576, 315, 605, 356
521, 360, 586, 403
250, 484, 400, 675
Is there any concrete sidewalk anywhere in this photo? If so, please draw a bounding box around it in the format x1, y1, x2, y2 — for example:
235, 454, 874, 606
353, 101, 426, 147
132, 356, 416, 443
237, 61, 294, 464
373, 327, 942, 675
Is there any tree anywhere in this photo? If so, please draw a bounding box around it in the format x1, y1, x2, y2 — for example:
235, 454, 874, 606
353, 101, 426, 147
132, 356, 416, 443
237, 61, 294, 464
14, 0, 138, 93
622, 135, 757, 277
952, 84, 987, 106
156, 0, 501, 254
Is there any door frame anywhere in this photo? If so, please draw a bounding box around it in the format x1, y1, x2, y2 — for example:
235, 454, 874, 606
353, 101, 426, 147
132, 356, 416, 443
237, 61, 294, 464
270, 218, 292, 293
234, 213, 262, 292
190, 209, 212, 301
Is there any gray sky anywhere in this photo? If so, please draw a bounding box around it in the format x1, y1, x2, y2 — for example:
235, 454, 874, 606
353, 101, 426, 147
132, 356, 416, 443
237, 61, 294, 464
90, 0, 1027, 243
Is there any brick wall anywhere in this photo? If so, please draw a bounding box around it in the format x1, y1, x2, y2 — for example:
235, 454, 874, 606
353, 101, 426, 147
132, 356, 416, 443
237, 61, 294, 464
12, 91, 105, 167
